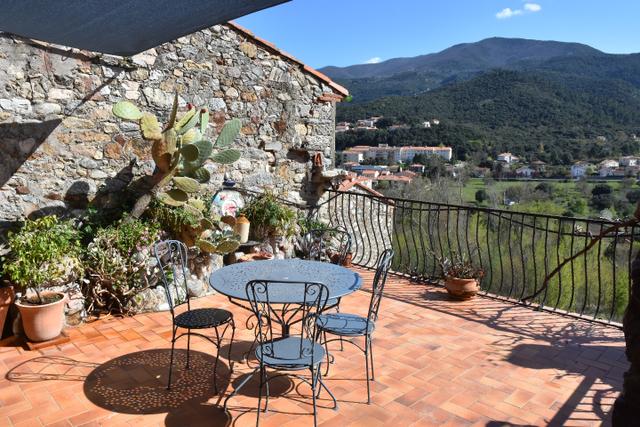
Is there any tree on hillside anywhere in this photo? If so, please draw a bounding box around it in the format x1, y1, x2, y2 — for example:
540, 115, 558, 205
475, 189, 488, 204
591, 184, 613, 210
375, 117, 394, 129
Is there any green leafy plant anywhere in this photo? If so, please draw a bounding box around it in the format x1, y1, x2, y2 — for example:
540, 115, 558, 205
296, 214, 330, 236
240, 192, 298, 239
112, 96, 242, 217
148, 201, 240, 255
1, 216, 82, 304
83, 217, 161, 314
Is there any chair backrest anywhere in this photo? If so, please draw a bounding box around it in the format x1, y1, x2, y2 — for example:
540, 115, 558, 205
301, 228, 352, 265
245, 280, 329, 365
367, 249, 395, 326
154, 240, 190, 317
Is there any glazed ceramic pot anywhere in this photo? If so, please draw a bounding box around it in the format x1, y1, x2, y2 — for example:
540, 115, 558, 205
15, 291, 66, 342
444, 277, 479, 300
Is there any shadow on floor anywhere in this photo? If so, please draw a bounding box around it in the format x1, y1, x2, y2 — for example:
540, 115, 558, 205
5, 355, 99, 382
507, 343, 620, 426
83, 349, 231, 419
219, 339, 256, 364
356, 268, 625, 426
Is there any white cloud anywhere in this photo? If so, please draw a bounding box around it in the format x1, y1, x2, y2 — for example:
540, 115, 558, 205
524, 3, 542, 12
496, 3, 541, 19
496, 7, 522, 19
364, 57, 382, 64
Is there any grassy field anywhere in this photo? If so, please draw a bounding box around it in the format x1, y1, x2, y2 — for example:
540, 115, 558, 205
461, 178, 628, 217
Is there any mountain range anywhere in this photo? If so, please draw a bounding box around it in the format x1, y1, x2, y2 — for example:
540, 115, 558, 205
321, 38, 640, 164
320, 37, 640, 103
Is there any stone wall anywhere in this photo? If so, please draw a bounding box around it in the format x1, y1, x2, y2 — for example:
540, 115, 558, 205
0, 23, 345, 225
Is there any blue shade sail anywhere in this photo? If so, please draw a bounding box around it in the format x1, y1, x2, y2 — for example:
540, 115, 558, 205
0, 0, 289, 56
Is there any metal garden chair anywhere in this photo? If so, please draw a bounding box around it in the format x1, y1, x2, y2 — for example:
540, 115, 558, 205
301, 227, 352, 265
224, 280, 337, 427
154, 240, 235, 392
315, 248, 394, 404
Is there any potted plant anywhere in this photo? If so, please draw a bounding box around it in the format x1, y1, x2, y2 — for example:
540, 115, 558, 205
1, 216, 82, 342
241, 192, 297, 241
438, 253, 483, 300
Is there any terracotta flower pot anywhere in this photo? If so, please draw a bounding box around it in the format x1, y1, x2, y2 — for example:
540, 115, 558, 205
342, 252, 353, 268
0, 286, 15, 337
444, 277, 479, 300
15, 291, 66, 342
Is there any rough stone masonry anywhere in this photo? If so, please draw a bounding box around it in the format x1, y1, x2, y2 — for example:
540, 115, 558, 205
0, 23, 348, 225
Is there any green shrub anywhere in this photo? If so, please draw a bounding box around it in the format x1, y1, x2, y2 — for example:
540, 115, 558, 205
1, 216, 82, 302
240, 192, 298, 239
83, 217, 161, 314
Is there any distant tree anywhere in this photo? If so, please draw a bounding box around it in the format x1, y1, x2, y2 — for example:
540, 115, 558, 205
534, 182, 554, 197
475, 189, 488, 204
420, 156, 447, 179
621, 177, 636, 190
627, 190, 640, 204
375, 117, 394, 129
591, 184, 614, 210
614, 198, 634, 217
592, 184, 613, 196
361, 158, 378, 165
505, 186, 523, 203
412, 154, 427, 164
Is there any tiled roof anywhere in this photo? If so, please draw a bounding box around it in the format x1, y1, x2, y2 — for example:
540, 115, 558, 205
226, 22, 349, 98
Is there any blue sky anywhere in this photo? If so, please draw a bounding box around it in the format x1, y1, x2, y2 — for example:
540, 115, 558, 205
237, 0, 640, 69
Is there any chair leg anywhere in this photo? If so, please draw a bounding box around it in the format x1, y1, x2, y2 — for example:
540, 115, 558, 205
212, 327, 221, 395
310, 365, 318, 427
336, 305, 344, 351
256, 365, 265, 426
186, 330, 191, 369
323, 331, 331, 376
264, 368, 270, 413
228, 320, 236, 374
318, 369, 338, 410
364, 336, 371, 404
167, 326, 177, 390
368, 335, 375, 381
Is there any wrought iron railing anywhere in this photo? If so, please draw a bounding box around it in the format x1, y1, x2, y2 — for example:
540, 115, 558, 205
317, 190, 637, 326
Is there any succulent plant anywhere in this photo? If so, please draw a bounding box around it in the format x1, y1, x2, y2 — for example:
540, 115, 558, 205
113, 95, 242, 206
112, 94, 242, 254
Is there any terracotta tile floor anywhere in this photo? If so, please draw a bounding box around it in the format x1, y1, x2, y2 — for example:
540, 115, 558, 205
0, 268, 627, 427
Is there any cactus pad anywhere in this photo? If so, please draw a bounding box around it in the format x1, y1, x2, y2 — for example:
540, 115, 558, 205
196, 239, 217, 253
141, 114, 162, 140
113, 101, 143, 121
157, 189, 189, 206
173, 176, 201, 193
215, 119, 241, 147
216, 239, 241, 254
212, 149, 241, 164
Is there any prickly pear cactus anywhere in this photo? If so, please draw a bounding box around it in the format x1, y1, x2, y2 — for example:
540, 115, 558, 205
112, 93, 243, 254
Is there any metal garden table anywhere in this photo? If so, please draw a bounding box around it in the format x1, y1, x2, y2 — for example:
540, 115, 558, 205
209, 259, 362, 335
213, 259, 358, 412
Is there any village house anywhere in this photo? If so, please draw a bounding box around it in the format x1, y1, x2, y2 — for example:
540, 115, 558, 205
516, 166, 535, 178
571, 162, 591, 178
497, 152, 519, 164
531, 160, 546, 172
342, 144, 452, 165
335, 121, 351, 133
619, 156, 640, 167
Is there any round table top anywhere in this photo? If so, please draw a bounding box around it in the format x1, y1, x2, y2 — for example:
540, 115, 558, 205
209, 259, 362, 304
